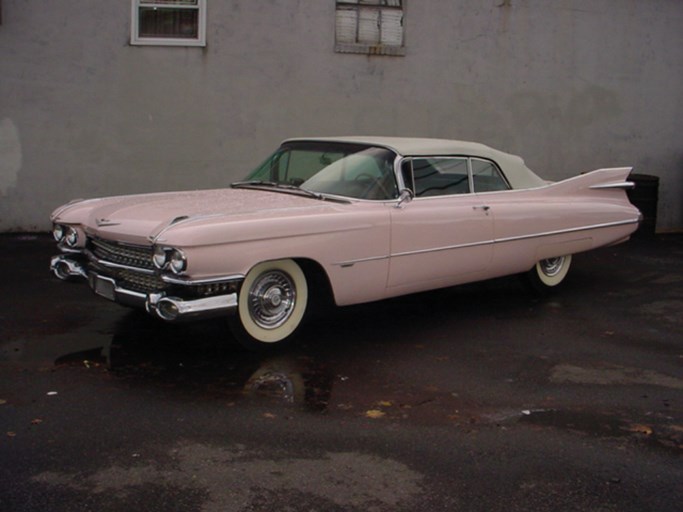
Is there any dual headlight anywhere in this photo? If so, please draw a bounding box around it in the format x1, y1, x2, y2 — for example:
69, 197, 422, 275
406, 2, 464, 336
153, 246, 187, 275
52, 224, 80, 248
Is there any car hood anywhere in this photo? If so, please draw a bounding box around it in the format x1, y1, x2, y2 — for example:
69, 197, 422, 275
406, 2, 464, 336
52, 188, 342, 245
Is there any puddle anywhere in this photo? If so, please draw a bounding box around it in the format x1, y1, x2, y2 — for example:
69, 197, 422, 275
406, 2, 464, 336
31, 311, 337, 412
550, 364, 683, 389
55, 344, 334, 413
3, 310, 464, 421
520, 409, 683, 454
521, 409, 633, 437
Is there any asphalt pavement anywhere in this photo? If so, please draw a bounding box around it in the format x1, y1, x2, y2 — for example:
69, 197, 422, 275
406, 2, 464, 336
1, 233, 682, 511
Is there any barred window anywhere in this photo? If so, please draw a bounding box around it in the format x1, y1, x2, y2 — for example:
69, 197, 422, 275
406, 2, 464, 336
335, 0, 405, 56
131, 0, 206, 47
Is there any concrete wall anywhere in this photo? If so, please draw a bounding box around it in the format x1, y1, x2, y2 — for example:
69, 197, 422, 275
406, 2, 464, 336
1, 0, 681, 232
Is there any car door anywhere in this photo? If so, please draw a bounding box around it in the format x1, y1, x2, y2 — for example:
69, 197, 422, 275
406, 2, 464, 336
387, 157, 495, 292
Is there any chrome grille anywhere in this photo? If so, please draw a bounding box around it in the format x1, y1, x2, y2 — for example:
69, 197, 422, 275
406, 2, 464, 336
117, 269, 167, 294
90, 238, 154, 270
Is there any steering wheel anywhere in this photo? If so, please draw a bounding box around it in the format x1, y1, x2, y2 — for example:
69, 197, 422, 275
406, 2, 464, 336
354, 173, 392, 199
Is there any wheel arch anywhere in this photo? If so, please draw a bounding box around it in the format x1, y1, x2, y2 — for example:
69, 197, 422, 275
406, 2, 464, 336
293, 257, 337, 311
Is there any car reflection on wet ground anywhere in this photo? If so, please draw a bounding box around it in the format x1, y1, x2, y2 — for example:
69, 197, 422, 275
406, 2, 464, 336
1, 234, 682, 511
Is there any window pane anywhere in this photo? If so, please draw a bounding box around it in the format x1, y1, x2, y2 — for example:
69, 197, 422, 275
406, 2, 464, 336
335, 8, 358, 44
358, 8, 380, 44
138, 7, 198, 38
302, 148, 397, 200
380, 9, 403, 46
285, 150, 344, 183
413, 158, 470, 197
471, 159, 510, 192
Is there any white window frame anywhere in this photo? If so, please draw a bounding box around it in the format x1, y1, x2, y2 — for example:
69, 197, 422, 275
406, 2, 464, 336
131, 0, 207, 47
335, 0, 405, 56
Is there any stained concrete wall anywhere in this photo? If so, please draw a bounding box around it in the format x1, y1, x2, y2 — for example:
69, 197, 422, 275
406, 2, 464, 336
1, 0, 681, 232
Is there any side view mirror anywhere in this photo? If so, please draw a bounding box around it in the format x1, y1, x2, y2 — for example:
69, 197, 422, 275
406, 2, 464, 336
395, 188, 414, 209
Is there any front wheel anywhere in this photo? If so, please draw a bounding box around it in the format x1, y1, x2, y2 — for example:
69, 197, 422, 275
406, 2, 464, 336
524, 254, 573, 294
229, 259, 308, 350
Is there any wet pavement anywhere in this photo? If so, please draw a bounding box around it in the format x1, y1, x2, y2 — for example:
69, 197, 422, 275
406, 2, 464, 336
1, 233, 682, 511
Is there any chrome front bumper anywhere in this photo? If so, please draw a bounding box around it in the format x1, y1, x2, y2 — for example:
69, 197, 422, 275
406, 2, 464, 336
50, 255, 238, 322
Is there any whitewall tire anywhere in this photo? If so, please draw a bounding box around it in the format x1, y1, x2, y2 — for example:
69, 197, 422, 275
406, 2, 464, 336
525, 254, 573, 293
229, 259, 308, 349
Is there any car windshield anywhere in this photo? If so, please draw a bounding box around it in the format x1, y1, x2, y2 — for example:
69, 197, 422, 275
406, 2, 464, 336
241, 142, 399, 200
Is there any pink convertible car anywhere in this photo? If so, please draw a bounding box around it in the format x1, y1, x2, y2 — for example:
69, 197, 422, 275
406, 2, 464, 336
50, 137, 641, 349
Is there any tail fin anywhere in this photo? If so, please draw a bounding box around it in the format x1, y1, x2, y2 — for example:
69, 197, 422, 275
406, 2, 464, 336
545, 167, 634, 194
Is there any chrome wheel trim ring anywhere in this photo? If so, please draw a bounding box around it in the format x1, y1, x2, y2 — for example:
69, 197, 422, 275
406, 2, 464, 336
247, 270, 297, 330
539, 256, 565, 277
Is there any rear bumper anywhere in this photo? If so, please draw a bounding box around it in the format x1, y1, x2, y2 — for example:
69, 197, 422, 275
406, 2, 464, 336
50, 255, 239, 322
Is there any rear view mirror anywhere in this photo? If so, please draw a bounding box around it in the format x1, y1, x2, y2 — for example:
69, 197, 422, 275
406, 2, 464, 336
395, 188, 414, 208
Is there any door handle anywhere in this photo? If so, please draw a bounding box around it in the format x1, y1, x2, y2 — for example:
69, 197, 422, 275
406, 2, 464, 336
473, 205, 490, 212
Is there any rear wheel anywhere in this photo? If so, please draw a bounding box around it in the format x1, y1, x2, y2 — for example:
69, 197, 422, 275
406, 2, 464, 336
525, 254, 573, 293
229, 259, 308, 350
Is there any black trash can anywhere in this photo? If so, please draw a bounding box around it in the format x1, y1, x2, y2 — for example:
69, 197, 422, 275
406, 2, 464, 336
627, 173, 659, 237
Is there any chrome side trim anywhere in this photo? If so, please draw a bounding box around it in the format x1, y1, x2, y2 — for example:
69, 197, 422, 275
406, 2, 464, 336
333, 254, 390, 267
589, 181, 635, 190
392, 239, 492, 259
494, 218, 640, 244
333, 218, 640, 266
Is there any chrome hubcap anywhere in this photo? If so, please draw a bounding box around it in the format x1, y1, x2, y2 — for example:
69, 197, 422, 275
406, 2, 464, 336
248, 270, 296, 329
539, 257, 564, 277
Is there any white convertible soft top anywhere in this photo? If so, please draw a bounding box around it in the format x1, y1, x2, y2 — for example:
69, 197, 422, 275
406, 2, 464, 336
285, 136, 547, 190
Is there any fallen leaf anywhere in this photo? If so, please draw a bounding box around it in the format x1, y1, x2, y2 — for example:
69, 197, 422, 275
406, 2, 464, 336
31, 419, 43, 425
624, 424, 653, 435
365, 410, 386, 419
377, 401, 393, 407
262, 413, 277, 419
7, 432, 16, 438
0, 399, 7, 405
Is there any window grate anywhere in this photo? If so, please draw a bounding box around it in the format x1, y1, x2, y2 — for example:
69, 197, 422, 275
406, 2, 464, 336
335, 0, 405, 56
